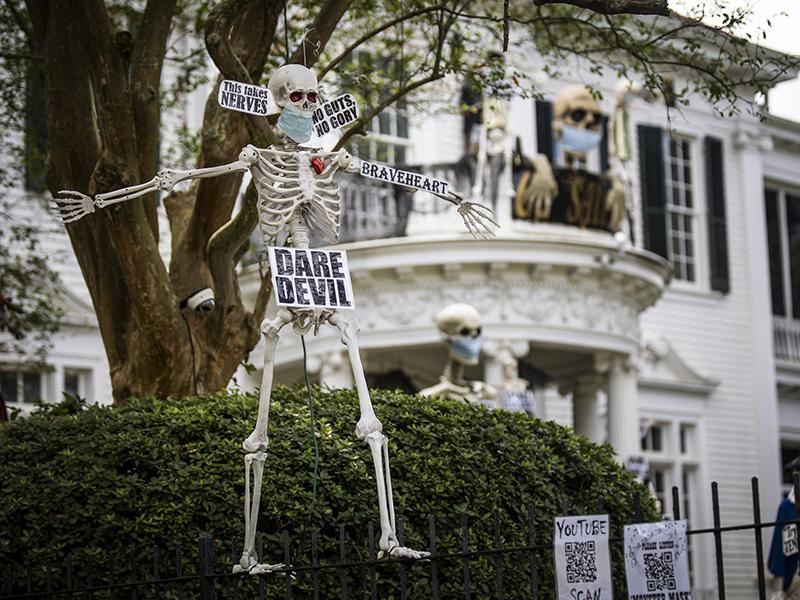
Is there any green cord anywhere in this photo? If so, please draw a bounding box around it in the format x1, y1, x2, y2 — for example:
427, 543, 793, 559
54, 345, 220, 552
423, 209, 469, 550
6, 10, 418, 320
301, 335, 320, 517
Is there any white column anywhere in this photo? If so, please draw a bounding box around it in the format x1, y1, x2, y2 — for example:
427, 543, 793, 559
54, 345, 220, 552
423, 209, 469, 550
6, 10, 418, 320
51, 363, 64, 404
573, 374, 603, 443
606, 355, 639, 460
736, 123, 781, 515
482, 339, 530, 410
318, 350, 353, 389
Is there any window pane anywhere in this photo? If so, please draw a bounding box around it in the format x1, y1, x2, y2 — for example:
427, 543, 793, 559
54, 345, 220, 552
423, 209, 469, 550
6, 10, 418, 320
765, 189, 786, 316
64, 372, 80, 397
22, 372, 41, 404
787, 194, 800, 318
0, 371, 18, 403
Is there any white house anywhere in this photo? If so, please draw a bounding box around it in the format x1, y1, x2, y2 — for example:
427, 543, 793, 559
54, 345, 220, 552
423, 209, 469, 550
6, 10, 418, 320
2, 23, 799, 600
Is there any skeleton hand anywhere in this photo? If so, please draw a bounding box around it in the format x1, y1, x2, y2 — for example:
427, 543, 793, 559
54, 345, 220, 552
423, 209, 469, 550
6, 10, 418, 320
524, 154, 558, 220
54, 190, 96, 223
449, 192, 499, 240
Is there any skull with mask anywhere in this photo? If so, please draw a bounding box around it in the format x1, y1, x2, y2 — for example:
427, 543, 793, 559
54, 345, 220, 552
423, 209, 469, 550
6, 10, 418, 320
553, 84, 604, 168
419, 303, 496, 405
268, 64, 320, 143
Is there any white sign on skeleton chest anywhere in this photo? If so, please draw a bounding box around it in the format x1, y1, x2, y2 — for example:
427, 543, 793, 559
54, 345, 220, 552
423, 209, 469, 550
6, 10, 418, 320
268, 247, 355, 310
312, 94, 359, 137
217, 80, 276, 116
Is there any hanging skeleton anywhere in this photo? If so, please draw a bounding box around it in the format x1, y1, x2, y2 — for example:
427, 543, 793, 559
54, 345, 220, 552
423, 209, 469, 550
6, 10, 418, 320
55, 64, 497, 574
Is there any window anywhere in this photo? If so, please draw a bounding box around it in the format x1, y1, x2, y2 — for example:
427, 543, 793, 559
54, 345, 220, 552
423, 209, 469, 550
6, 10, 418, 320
664, 137, 696, 281
765, 186, 800, 318
641, 422, 665, 452
0, 369, 43, 404
639, 126, 729, 292
352, 99, 410, 165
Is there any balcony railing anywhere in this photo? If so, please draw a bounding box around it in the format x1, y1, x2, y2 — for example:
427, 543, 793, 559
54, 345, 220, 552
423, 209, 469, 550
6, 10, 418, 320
774, 316, 800, 367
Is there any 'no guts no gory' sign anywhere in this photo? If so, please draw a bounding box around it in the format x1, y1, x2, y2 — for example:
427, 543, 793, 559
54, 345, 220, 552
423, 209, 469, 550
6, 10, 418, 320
268, 247, 355, 310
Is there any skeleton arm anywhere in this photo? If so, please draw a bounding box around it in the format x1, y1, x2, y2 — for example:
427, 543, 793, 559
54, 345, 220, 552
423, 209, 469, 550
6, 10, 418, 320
336, 151, 498, 239
54, 146, 261, 223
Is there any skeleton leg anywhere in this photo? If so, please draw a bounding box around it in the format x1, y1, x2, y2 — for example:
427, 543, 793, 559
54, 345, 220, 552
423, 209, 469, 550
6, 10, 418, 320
327, 312, 430, 560
234, 308, 293, 575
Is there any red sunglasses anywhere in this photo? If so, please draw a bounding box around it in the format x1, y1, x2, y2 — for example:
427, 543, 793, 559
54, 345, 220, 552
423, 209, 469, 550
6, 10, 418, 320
289, 91, 318, 103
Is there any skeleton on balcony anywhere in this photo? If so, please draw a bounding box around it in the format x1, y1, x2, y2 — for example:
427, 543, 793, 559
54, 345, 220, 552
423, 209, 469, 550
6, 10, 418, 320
54, 65, 497, 574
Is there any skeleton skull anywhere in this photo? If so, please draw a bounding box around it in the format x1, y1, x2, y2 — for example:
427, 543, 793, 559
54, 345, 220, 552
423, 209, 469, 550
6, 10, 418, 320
553, 84, 604, 163
267, 64, 320, 114
435, 303, 483, 365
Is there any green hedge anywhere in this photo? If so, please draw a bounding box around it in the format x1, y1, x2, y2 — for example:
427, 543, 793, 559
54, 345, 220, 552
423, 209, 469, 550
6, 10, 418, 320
0, 387, 656, 597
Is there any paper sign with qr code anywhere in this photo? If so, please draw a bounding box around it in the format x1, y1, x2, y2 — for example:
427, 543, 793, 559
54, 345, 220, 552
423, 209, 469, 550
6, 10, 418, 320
624, 520, 692, 598
784, 524, 799, 557
554, 515, 613, 600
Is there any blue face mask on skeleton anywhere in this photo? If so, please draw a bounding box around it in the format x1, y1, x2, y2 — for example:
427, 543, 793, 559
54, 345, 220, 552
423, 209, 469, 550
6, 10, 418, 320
447, 335, 483, 364
277, 104, 314, 143
560, 124, 602, 154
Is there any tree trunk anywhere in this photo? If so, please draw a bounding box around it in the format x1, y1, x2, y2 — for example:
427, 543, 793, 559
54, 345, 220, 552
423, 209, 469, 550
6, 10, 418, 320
27, 0, 276, 401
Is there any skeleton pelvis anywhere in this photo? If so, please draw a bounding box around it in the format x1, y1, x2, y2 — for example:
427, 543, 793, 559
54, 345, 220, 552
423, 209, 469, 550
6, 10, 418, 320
289, 307, 333, 336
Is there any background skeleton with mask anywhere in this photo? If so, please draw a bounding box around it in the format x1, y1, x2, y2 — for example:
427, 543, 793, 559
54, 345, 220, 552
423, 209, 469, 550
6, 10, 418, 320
516, 84, 628, 232
420, 303, 497, 405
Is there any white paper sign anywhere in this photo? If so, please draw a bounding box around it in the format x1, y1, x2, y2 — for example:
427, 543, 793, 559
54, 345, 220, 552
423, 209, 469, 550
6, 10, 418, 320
624, 520, 692, 599
312, 94, 359, 137
502, 389, 535, 414
783, 524, 799, 557
218, 80, 275, 116
268, 247, 355, 310
359, 161, 450, 196
554, 515, 613, 600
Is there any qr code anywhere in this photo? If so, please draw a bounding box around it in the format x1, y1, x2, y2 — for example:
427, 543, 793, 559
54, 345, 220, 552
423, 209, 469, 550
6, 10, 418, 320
643, 551, 676, 591
565, 541, 597, 584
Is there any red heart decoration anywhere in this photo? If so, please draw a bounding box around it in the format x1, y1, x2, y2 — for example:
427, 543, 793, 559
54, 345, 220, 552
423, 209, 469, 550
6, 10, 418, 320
310, 157, 325, 174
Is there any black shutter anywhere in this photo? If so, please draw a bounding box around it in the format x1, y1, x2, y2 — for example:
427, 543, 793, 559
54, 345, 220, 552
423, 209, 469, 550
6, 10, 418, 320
600, 118, 610, 173
705, 136, 730, 293
535, 100, 554, 163
638, 125, 668, 258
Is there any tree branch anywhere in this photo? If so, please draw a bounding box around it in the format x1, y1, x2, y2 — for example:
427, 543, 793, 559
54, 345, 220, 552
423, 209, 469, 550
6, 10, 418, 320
287, 0, 353, 69
317, 6, 443, 80
533, 0, 670, 16
130, 0, 178, 239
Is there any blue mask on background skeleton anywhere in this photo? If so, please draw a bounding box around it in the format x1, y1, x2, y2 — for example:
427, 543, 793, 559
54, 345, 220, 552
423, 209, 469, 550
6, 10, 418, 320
447, 335, 483, 364
560, 124, 602, 154
277, 104, 314, 143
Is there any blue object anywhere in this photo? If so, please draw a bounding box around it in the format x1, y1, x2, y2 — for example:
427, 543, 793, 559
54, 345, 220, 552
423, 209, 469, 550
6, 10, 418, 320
448, 335, 482, 364
560, 124, 602, 154
768, 496, 799, 591
277, 104, 314, 143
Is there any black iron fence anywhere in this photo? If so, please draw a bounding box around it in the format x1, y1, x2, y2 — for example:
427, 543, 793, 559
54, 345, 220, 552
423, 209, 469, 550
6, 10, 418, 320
1, 476, 797, 599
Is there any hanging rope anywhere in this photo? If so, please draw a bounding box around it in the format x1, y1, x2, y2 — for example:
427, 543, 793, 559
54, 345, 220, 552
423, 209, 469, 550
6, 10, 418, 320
283, 0, 290, 62
301, 335, 320, 517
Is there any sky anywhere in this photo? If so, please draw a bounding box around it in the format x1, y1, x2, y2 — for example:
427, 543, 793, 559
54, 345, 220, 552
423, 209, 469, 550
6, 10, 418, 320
696, 0, 800, 121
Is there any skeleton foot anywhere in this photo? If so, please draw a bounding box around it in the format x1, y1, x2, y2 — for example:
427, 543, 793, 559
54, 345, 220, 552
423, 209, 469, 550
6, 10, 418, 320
232, 555, 286, 575
378, 545, 431, 561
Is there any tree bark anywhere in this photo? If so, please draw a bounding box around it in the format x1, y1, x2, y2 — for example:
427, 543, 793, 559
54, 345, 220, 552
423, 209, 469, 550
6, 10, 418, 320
533, 0, 670, 16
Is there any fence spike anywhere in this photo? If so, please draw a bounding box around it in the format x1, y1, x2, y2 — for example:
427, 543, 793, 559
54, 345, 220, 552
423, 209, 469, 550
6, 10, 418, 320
367, 522, 377, 600
283, 529, 293, 599
752, 477, 767, 600
311, 528, 320, 600
398, 517, 408, 600
461, 513, 471, 600
339, 524, 348, 600
672, 485, 681, 520
494, 511, 505, 600
527, 505, 539, 599
429, 515, 440, 600
711, 481, 726, 600
199, 532, 215, 600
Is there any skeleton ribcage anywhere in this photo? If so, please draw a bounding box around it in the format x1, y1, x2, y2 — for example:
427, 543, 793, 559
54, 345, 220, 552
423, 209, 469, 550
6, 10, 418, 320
251, 148, 342, 247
